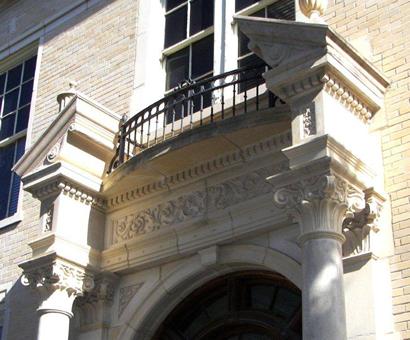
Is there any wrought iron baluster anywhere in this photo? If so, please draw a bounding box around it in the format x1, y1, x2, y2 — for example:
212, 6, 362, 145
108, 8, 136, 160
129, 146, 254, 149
146, 109, 152, 148
200, 85, 204, 126
180, 93, 185, 132
232, 81, 236, 117
221, 85, 225, 120
154, 106, 159, 145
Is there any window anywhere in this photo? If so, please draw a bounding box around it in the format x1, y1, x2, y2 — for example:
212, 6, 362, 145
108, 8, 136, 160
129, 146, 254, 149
164, 0, 214, 91
0, 55, 37, 222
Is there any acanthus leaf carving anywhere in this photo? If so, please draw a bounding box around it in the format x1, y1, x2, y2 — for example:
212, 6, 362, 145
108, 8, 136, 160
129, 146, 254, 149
273, 173, 363, 237
21, 257, 94, 297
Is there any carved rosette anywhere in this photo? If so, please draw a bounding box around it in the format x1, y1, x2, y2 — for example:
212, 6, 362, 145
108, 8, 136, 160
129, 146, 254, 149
273, 173, 364, 243
21, 257, 94, 297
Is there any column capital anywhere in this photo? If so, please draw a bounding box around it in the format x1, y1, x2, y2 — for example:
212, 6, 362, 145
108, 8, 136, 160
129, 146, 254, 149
272, 169, 364, 242
20, 253, 94, 298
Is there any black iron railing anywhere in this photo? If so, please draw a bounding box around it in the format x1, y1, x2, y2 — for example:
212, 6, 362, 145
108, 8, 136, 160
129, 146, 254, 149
108, 64, 281, 172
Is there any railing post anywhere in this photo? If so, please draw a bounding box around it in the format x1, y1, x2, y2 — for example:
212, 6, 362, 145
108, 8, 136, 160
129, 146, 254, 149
118, 114, 128, 165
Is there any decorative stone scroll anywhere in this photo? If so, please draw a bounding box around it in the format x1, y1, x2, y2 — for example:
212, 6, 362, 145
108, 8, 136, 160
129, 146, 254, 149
342, 188, 385, 256
112, 166, 280, 244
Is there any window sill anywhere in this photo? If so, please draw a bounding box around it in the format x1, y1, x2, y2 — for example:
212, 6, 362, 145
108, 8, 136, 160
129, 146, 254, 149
0, 212, 22, 229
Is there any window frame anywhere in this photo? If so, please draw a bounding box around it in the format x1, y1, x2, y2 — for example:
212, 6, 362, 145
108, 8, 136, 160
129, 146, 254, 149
162, 0, 215, 94
0, 44, 40, 229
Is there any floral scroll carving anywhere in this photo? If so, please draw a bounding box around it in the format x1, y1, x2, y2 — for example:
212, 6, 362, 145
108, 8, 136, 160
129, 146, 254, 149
112, 167, 277, 244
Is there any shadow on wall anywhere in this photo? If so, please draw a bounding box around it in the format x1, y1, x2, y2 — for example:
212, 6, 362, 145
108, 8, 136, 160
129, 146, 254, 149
3, 276, 40, 340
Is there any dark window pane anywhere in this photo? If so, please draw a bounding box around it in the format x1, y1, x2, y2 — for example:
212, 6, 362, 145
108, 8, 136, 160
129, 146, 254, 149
191, 35, 213, 79
166, 0, 185, 11
19, 79, 33, 107
7, 138, 25, 216
0, 143, 14, 219
3, 88, 19, 115
274, 288, 300, 320
238, 54, 265, 93
0, 113, 16, 140
23, 56, 37, 81
16, 106, 30, 133
190, 0, 214, 36
267, 0, 295, 20
0, 74, 5, 94
238, 30, 250, 57
235, 0, 258, 12
164, 6, 187, 48
0, 96, 3, 114
6, 64, 22, 91
166, 47, 189, 90
250, 285, 276, 310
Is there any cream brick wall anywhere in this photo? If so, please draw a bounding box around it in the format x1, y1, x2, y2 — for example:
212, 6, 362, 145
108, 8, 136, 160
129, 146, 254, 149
325, 1, 410, 338
0, 0, 138, 339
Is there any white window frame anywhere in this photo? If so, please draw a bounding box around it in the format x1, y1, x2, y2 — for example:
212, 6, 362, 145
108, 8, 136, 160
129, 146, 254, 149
0, 43, 41, 229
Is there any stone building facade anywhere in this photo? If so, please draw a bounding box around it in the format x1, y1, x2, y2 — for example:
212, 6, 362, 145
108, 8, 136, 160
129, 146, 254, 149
0, 0, 408, 339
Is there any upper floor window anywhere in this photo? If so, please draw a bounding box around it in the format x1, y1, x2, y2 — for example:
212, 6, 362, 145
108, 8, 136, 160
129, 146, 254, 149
164, 0, 214, 49
0, 55, 37, 222
164, 0, 215, 92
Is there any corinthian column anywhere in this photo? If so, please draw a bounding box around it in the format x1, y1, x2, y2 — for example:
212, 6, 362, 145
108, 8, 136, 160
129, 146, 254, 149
274, 173, 362, 340
20, 254, 94, 340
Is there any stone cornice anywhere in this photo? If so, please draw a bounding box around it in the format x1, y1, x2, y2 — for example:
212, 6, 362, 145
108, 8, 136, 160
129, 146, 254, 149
14, 91, 120, 178
105, 130, 291, 211
235, 16, 389, 122
22, 164, 105, 209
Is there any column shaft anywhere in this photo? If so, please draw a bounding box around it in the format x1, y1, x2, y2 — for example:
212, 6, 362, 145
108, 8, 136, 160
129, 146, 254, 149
37, 309, 72, 340
302, 236, 347, 340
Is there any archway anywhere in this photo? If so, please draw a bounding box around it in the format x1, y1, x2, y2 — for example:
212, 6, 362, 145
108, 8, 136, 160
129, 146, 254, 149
153, 271, 302, 340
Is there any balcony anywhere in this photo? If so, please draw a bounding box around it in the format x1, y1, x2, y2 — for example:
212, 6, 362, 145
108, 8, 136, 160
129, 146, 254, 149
105, 65, 291, 193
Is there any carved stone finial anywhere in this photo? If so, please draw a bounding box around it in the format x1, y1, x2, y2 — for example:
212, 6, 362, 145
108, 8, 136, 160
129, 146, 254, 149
299, 0, 328, 21
57, 80, 78, 111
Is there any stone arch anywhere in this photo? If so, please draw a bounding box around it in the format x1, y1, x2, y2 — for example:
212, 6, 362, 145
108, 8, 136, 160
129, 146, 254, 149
118, 244, 302, 340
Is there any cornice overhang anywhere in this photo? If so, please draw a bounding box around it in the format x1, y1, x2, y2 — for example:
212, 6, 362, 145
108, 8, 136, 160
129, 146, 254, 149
13, 92, 121, 178
235, 16, 390, 121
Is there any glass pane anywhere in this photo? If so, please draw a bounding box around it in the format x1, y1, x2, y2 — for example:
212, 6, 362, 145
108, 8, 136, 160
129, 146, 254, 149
206, 292, 228, 319
267, 0, 295, 20
0, 143, 14, 219
238, 30, 250, 57
238, 54, 265, 93
19, 79, 33, 107
164, 5, 187, 48
23, 56, 37, 81
235, 0, 258, 12
242, 333, 272, 340
191, 35, 213, 79
0, 74, 5, 94
6, 64, 22, 91
16, 106, 30, 133
3, 88, 19, 115
166, 47, 189, 90
274, 288, 300, 320
250, 285, 276, 310
6, 138, 25, 217
190, 0, 214, 36
166, 0, 185, 11
0, 113, 16, 140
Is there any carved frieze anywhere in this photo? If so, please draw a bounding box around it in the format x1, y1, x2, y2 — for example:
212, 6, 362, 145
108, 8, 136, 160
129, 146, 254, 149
112, 166, 280, 244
